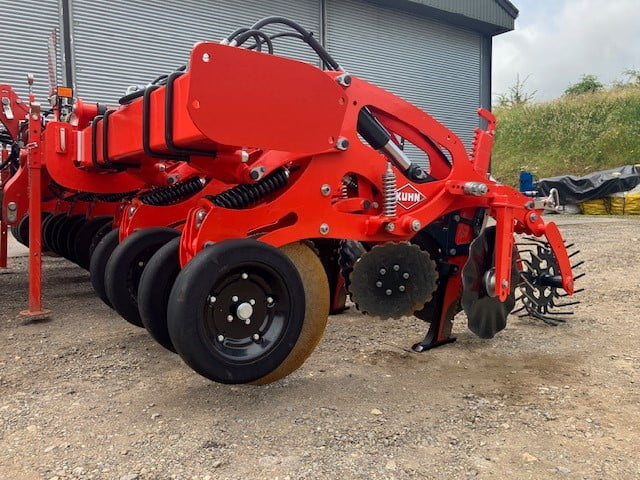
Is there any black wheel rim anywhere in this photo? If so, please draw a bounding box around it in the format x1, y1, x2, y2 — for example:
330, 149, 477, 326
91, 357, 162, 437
202, 263, 291, 364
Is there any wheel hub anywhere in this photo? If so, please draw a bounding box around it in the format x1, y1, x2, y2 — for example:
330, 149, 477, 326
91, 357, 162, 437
203, 267, 290, 362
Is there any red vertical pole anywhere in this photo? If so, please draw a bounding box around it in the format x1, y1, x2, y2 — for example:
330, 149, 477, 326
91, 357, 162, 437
20, 102, 50, 318
0, 150, 8, 270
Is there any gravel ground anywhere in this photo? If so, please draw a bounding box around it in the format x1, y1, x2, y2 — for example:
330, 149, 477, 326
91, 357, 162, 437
1, 216, 639, 480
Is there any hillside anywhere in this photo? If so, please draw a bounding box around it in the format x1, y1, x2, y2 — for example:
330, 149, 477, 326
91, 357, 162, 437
491, 86, 640, 186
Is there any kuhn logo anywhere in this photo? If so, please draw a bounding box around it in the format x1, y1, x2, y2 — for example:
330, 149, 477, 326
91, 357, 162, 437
396, 184, 426, 210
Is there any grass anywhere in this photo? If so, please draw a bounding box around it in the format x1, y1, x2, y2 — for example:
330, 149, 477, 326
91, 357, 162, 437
491, 86, 640, 186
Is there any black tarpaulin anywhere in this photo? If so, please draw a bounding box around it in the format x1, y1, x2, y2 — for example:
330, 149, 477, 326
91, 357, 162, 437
535, 165, 640, 204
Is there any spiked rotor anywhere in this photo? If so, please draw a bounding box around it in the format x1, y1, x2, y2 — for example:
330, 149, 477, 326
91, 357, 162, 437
513, 237, 583, 325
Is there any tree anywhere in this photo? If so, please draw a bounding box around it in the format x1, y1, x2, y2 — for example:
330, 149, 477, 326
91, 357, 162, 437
564, 74, 603, 96
496, 74, 536, 108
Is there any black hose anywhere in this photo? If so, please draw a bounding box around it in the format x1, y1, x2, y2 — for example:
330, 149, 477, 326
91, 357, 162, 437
248, 17, 340, 70
234, 29, 274, 54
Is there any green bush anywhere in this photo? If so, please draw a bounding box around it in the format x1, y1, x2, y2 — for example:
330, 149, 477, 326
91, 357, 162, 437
492, 85, 640, 186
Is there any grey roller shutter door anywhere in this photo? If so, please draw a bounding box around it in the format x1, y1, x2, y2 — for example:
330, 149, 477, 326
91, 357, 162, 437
70, 0, 321, 103
326, 0, 482, 152
0, 0, 62, 102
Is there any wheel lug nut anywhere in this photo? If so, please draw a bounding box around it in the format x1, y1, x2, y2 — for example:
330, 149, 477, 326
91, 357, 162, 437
231, 295, 239, 302
403, 273, 409, 279
376, 281, 383, 288
249, 299, 256, 305
227, 315, 234, 322
380, 268, 386, 275
217, 335, 224, 342
241, 273, 248, 280
252, 334, 260, 341
385, 289, 392, 296
209, 296, 216, 304
245, 319, 251, 325
393, 264, 400, 271
398, 285, 405, 292
267, 296, 274, 305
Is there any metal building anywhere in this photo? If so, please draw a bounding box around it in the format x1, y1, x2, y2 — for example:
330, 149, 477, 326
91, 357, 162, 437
1, 0, 517, 147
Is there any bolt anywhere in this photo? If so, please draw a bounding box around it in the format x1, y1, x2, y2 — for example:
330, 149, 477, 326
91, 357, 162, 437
529, 213, 539, 221
209, 296, 216, 304
320, 184, 331, 196
379, 268, 386, 275
195, 209, 206, 229
236, 302, 254, 321
376, 281, 383, 288
411, 219, 421, 232
252, 334, 260, 341
217, 335, 224, 342
402, 272, 410, 280
449, 248, 457, 256
249, 168, 262, 180
501, 280, 509, 288
526, 201, 535, 210
202, 53, 210, 62
385, 289, 392, 296
227, 315, 233, 322
385, 222, 395, 232
453, 215, 461, 222
158, 163, 166, 172
241, 273, 248, 280
138, 261, 144, 267
266, 296, 274, 305
128, 205, 136, 218
398, 285, 405, 292
240, 150, 249, 163
319, 223, 330, 235
335, 137, 350, 151
372, 202, 379, 209
393, 264, 400, 271
231, 295, 239, 302
336, 73, 352, 87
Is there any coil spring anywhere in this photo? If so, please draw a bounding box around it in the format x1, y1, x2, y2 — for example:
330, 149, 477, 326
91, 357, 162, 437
76, 192, 97, 202
208, 168, 289, 209
139, 176, 206, 206
382, 162, 397, 217
96, 190, 138, 203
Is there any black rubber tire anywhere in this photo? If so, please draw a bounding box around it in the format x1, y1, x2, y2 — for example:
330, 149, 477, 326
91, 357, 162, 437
73, 216, 113, 270
167, 239, 310, 384
57, 215, 85, 261
13, 212, 52, 248
105, 227, 180, 328
50, 215, 75, 255
43, 213, 67, 252
89, 228, 120, 308
39, 212, 53, 251
138, 237, 181, 352
89, 222, 114, 260
16, 214, 30, 246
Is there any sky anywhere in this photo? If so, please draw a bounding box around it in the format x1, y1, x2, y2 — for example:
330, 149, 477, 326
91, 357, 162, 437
492, 0, 640, 102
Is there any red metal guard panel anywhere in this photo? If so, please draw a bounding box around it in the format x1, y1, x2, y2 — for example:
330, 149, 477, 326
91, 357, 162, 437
187, 43, 348, 154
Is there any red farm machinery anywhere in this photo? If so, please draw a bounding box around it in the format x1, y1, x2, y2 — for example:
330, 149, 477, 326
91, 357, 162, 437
0, 17, 582, 384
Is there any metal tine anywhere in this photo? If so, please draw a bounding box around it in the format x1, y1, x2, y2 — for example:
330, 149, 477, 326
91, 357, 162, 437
551, 300, 580, 308
556, 288, 585, 297
572, 260, 585, 269
573, 273, 586, 281
564, 243, 575, 249
568, 250, 581, 258
546, 310, 574, 315
512, 306, 527, 314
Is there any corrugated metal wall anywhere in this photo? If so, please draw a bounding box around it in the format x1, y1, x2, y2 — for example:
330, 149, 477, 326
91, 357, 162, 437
326, 0, 481, 152
70, 0, 321, 103
0, 0, 61, 102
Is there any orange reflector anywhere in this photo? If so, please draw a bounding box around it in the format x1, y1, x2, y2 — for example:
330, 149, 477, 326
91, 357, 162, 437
56, 86, 73, 98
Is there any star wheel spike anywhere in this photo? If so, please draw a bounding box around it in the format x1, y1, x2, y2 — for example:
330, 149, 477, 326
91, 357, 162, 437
513, 236, 583, 326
